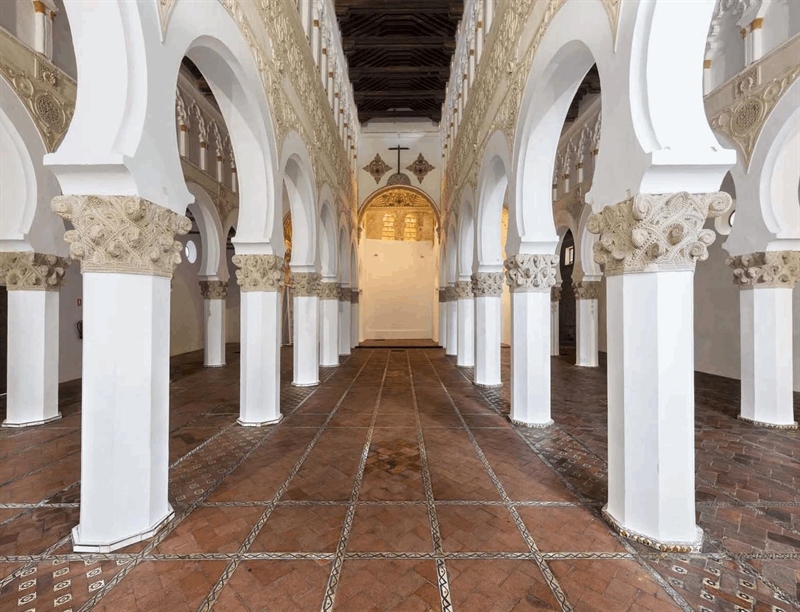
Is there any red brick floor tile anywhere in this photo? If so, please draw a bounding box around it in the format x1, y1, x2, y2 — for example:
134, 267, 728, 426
0, 506, 79, 555
437, 505, 528, 552
154, 506, 262, 554
334, 559, 440, 611
516, 506, 625, 552
348, 505, 433, 552
447, 559, 560, 610
250, 505, 347, 552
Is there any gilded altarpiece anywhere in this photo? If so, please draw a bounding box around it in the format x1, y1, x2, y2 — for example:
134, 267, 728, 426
362, 188, 437, 243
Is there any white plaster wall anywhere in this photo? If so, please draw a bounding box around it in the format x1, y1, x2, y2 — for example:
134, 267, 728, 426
362, 238, 435, 339
170, 235, 205, 356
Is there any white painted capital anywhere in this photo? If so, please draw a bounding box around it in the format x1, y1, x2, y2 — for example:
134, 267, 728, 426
471, 271, 504, 297
727, 251, 800, 289
587, 192, 732, 275
198, 279, 228, 299
573, 280, 602, 300
454, 280, 473, 299
503, 254, 559, 293
0, 252, 69, 291
319, 281, 340, 300
51, 195, 191, 277
231, 255, 285, 292
292, 272, 321, 297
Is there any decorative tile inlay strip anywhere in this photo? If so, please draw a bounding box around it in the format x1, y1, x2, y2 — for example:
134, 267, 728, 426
471, 271, 504, 297
51, 195, 191, 277
727, 251, 800, 289
504, 254, 559, 292
198, 280, 228, 300
0, 252, 69, 291
231, 254, 284, 292
587, 192, 732, 275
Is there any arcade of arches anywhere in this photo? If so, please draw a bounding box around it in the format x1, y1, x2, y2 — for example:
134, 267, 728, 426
0, 0, 798, 610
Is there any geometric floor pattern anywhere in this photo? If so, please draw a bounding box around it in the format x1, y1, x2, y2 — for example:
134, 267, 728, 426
0, 346, 797, 611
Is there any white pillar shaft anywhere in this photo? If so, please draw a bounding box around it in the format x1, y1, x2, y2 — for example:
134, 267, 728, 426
3, 290, 60, 427
606, 271, 699, 545
456, 298, 475, 367
73, 273, 173, 552
550, 301, 559, 356
33, 12, 47, 54
320, 298, 339, 367
216, 159, 224, 182
351, 300, 360, 348
446, 300, 458, 356
439, 301, 447, 349
474, 295, 501, 386
739, 287, 796, 426
199, 145, 208, 171
239, 291, 281, 425
575, 299, 599, 367
339, 300, 351, 356
510, 292, 551, 426
320, 49, 328, 90
484, 0, 494, 33
203, 298, 226, 367
293, 295, 319, 385
178, 130, 188, 156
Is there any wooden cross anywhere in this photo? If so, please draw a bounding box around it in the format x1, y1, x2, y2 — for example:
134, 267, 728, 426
388, 144, 410, 173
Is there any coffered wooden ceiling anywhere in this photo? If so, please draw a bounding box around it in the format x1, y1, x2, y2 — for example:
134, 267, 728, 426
335, 0, 463, 123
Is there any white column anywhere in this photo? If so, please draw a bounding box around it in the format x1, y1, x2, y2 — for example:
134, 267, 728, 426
178, 125, 188, 157
484, 0, 494, 34
455, 280, 474, 367
232, 255, 284, 425
199, 142, 208, 172
311, 2, 322, 65
0, 253, 68, 427
319, 280, 340, 367
339, 287, 352, 357
550, 286, 560, 356
51, 195, 192, 553
350, 290, 360, 348
320, 38, 329, 90
590, 191, 732, 552
574, 280, 601, 368
292, 271, 320, 386
505, 255, 558, 427
472, 271, 503, 386
445, 285, 458, 356
728, 252, 799, 428
438, 288, 447, 349
300, 0, 312, 37
199, 280, 227, 368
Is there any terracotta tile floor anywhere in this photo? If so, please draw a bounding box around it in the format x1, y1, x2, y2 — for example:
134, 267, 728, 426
1, 346, 798, 611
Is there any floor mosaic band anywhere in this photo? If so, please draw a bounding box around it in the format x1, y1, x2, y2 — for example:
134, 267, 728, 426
1, 346, 798, 611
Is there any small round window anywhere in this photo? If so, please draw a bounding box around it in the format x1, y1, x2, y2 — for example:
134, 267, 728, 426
728, 210, 736, 227
184, 240, 198, 264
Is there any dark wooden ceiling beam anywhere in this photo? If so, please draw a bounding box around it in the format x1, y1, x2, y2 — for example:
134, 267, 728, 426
343, 36, 456, 51
355, 90, 445, 99
349, 66, 450, 77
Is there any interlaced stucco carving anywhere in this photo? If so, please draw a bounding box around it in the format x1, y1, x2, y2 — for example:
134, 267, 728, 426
231, 254, 284, 291
339, 287, 352, 302
573, 280, 601, 300
319, 281, 340, 300
454, 280, 474, 299
444, 285, 457, 302
291, 272, 321, 297
587, 192, 732, 276
727, 251, 800, 289
503, 254, 559, 292
351, 291, 359, 304
0, 252, 69, 291
199, 279, 229, 299
471, 272, 504, 297
51, 195, 192, 277
551, 286, 561, 302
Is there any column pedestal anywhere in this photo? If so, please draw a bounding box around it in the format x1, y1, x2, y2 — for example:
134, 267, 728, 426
438, 288, 447, 349
574, 280, 601, 368
339, 287, 352, 357
199, 280, 228, 368
0, 253, 68, 427
445, 285, 458, 357
232, 255, 284, 426
319, 281, 340, 367
292, 272, 320, 386
455, 280, 474, 367
550, 286, 560, 356
472, 272, 503, 386
728, 252, 799, 428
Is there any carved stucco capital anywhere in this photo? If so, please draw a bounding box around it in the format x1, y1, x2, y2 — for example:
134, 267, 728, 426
573, 280, 602, 300
587, 192, 731, 276
199, 280, 229, 299
551, 286, 561, 302
51, 195, 191, 277
471, 272, 504, 297
351, 290, 360, 304
231, 255, 285, 292
319, 281, 340, 300
726, 251, 800, 289
0, 252, 69, 291
444, 285, 457, 302
503, 255, 559, 293
292, 272, 321, 297
454, 280, 473, 299
339, 287, 353, 302
438, 288, 447, 303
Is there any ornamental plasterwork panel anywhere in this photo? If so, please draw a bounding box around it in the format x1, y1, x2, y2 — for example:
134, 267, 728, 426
727, 251, 800, 289
363, 154, 392, 184
0, 252, 70, 291
406, 153, 436, 183
0, 28, 76, 152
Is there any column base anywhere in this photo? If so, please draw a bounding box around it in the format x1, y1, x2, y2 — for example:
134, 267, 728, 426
320, 361, 339, 368
602, 505, 703, 553
510, 417, 554, 429
203, 363, 226, 369
72, 507, 174, 553
738, 414, 798, 430
475, 382, 503, 389
2, 412, 62, 428
237, 414, 283, 427
292, 380, 319, 388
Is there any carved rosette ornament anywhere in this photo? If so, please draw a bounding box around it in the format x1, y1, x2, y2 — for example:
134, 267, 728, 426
454, 280, 473, 299
573, 280, 602, 300
291, 272, 321, 297
471, 272, 504, 297
231, 255, 284, 292
319, 282, 340, 301
351, 291, 360, 304
339, 287, 353, 302
198, 280, 229, 299
503, 255, 559, 292
0, 252, 69, 291
726, 251, 800, 289
51, 195, 192, 277
438, 288, 447, 303
444, 285, 457, 302
551, 286, 561, 302
586, 192, 732, 276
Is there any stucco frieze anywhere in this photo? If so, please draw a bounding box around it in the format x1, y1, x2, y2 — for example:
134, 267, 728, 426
471, 272, 505, 297
0, 252, 69, 291
503, 254, 559, 292
727, 251, 800, 289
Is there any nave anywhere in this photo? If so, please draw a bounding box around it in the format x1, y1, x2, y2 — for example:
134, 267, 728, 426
1, 347, 797, 611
